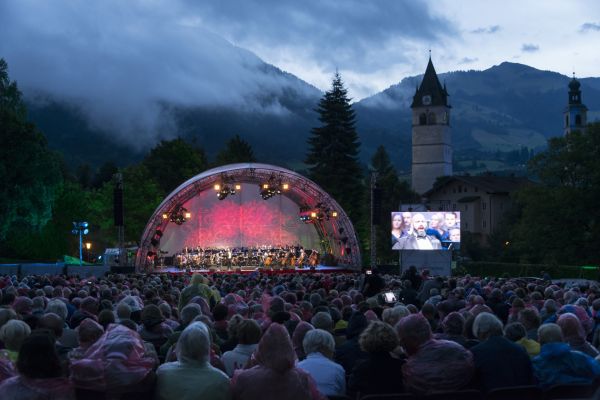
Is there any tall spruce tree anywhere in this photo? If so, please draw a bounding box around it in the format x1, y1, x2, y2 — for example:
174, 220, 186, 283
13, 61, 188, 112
305, 72, 364, 223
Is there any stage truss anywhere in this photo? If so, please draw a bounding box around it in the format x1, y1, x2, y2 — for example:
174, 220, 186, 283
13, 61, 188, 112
135, 163, 361, 271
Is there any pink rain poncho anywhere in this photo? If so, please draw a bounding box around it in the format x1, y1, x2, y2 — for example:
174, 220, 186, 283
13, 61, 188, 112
232, 323, 324, 400
402, 339, 474, 395
70, 324, 156, 393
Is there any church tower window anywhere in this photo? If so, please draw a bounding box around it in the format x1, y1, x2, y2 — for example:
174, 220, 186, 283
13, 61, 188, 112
419, 113, 427, 125
427, 112, 436, 125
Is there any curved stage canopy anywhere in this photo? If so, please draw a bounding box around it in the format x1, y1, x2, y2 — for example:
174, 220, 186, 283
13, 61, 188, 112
136, 163, 361, 270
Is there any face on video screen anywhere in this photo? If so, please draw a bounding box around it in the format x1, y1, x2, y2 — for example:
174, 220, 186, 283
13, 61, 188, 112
390, 211, 460, 251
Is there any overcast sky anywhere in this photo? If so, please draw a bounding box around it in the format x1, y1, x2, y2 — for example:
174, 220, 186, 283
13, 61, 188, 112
0, 0, 598, 142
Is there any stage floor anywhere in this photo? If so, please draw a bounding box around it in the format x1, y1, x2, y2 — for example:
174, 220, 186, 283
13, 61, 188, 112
154, 265, 351, 274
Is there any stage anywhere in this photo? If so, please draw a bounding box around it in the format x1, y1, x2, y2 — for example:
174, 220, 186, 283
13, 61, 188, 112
153, 264, 351, 274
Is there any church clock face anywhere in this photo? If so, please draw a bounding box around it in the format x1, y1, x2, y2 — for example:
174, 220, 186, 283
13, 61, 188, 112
422, 95, 432, 105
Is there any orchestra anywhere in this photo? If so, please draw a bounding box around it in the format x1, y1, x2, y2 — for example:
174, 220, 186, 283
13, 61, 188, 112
159, 244, 321, 270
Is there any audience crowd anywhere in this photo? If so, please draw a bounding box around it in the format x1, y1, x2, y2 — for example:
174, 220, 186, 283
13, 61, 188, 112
0, 266, 599, 399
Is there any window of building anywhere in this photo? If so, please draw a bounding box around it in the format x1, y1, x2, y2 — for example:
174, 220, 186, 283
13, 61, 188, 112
419, 113, 427, 125
575, 114, 582, 125
483, 220, 486, 228
465, 222, 469, 229
465, 204, 468, 211
452, 203, 457, 210
566, 115, 569, 126
428, 112, 436, 125
482, 202, 487, 210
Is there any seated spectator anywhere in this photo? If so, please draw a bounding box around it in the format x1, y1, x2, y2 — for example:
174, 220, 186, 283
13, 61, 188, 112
178, 274, 216, 312
298, 329, 345, 397
292, 321, 314, 361
45, 299, 78, 349
533, 323, 600, 388
485, 289, 509, 323
504, 322, 540, 357
222, 319, 261, 377
334, 312, 369, 374
68, 319, 104, 361
69, 296, 98, 328
470, 312, 534, 392
557, 313, 599, 358
381, 305, 409, 328
38, 313, 73, 374
220, 314, 245, 354
0, 333, 75, 399
348, 321, 404, 397
155, 321, 231, 400
435, 312, 467, 347
212, 304, 230, 342
158, 302, 179, 330
139, 304, 173, 353
0, 320, 31, 362
310, 312, 333, 332
160, 303, 202, 359
231, 323, 322, 400
396, 313, 473, 395
70, 324, 157, 394
97, 309, 115, 330
518, 308, 541, 341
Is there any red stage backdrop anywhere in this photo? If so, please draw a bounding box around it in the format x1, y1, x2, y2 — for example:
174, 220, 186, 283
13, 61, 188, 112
158, 185, 320, 254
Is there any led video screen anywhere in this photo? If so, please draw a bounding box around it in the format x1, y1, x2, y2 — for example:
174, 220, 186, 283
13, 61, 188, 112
391, 211, 460, 250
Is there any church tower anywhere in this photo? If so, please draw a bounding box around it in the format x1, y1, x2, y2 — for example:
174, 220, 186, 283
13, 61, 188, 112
564, 75, 587, 135
411, 57, 452, 195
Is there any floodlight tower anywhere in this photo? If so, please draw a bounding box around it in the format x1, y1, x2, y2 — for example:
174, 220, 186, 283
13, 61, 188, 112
71, 222, 90, 266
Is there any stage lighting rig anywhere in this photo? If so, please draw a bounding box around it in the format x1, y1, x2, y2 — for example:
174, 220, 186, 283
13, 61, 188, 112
163, 206, 191, 225
214, 176, 240, 200
260, 176, 290, 200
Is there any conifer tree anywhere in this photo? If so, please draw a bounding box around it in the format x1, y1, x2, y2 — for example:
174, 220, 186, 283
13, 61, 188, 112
305, 72, 364, 223
370, 145, 417, 262
215, 134, 256, 166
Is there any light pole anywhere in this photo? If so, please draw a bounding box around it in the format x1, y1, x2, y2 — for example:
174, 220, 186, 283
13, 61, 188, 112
85, 242, 92, 262
71, 222, 89, 266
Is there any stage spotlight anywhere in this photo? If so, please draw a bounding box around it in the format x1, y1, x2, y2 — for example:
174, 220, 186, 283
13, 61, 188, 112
235, 184, 241, 191
331, 211, 338, 218
217, 191, 228, 200
282, 183, 289, 190
262, 183, 269, 189
214, 184, 221, 191
310, 211, 317, 218
185, 212, 191, 219
162, 213, 168, 219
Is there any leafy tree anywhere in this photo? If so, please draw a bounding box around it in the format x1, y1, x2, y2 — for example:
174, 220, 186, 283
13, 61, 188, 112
215, 134, 256, 166
305, 72, 364, 223
76, 163, 93, 188
510, 123, 600, 264
0, 59, 63, 247
142, 138, 208, 194
92, 161, 118, 189
88, 164, 164, 246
